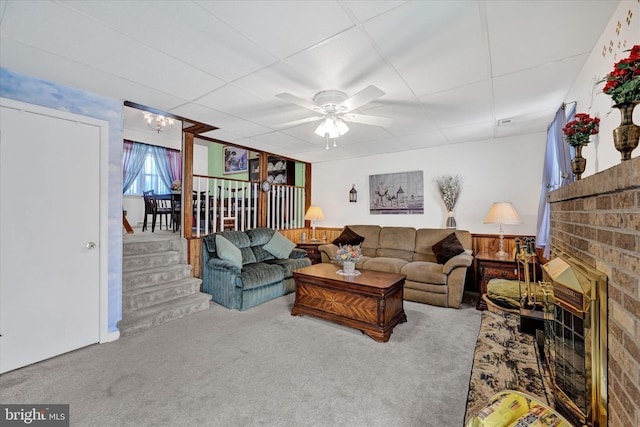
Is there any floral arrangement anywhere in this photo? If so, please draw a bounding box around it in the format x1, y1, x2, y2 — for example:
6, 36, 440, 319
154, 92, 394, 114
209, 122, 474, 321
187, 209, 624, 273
171, 179, 182, 191
335, 244, 362, 264
600, 44, 640, 104
562, 113, 600, 146
435, 175, 462, 212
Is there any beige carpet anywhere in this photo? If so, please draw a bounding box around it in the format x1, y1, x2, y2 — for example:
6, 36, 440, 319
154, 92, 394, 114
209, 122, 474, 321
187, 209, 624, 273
464, 310, 553, 425
1, 293, 481, 427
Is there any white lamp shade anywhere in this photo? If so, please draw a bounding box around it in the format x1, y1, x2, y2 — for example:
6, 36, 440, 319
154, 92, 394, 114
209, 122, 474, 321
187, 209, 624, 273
483, 202, 522, 225
304, 205, 325, 221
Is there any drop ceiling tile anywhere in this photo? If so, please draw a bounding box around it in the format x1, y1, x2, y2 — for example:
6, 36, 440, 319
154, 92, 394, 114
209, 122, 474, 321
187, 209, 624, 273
195, 84, 288, 127
2, 1, 225, 101
441, 122, 494, 145
418, 80, 493, 128
493, 56, 586, 121
344, 0, 407, 22
61, 0, 278, 82
400, 130, 449, 149
196, 0, 354, 59
363, 1, 490, 95
486, 0, 618, 76
0, 39, 187, 111
281, 27, 414, 104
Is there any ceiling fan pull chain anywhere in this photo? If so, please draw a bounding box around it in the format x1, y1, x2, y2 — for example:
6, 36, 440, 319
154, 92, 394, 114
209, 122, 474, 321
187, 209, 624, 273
325, 134, 330, 150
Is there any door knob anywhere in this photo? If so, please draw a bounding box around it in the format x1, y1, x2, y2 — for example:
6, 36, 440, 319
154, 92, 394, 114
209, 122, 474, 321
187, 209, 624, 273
86, 242, 97, 249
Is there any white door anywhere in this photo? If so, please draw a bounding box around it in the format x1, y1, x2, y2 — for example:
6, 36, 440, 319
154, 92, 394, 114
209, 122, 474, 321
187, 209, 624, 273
0, 101, 102, 373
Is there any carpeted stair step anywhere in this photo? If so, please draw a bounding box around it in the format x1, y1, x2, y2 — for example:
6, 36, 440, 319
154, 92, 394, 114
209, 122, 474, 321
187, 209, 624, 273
122, 277, 203, 311
123, 238, 185, 257
118, 293, 211, 337
123, 251, 180, 273
123, 264, 193, 290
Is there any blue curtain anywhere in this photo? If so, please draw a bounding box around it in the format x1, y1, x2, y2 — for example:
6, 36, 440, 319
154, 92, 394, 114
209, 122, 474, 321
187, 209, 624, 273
536, 103, 576, 257
150, 145, 173, 191
122, 141, 150, 193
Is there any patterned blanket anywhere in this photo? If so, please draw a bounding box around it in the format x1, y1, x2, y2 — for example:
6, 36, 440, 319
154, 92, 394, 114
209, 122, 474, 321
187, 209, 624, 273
464, 310, 553, 425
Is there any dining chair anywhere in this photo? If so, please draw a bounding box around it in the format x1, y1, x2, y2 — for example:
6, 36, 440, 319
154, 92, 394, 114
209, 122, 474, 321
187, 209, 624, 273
142, 190, 157, 232
154, 195, 172, 231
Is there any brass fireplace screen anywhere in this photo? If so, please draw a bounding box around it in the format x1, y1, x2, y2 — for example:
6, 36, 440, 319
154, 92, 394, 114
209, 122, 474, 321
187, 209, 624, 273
542, 249, 608, 427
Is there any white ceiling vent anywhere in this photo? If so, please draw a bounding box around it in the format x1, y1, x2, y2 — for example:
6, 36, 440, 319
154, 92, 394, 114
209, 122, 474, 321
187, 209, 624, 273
497, 118, 515, 127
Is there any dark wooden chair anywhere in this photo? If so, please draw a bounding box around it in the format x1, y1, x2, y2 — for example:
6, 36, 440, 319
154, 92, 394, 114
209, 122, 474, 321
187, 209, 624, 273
154, 194, 172, 231
142, 190, 157, 232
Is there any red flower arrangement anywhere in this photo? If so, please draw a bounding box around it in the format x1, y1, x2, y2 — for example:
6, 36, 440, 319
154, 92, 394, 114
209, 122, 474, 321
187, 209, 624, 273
601, 44, 640, 104
562, 113, 600, 146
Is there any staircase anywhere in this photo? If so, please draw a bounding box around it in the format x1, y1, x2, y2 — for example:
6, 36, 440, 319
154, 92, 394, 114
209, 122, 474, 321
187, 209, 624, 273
119, 234, 210, 337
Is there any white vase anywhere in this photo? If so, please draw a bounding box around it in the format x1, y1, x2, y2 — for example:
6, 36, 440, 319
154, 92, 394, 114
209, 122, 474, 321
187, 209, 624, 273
446, 211, 456, 229
343, 261, 355, 275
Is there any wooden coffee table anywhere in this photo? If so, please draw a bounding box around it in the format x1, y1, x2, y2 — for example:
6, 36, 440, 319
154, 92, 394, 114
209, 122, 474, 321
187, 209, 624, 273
291, 263, 407, 342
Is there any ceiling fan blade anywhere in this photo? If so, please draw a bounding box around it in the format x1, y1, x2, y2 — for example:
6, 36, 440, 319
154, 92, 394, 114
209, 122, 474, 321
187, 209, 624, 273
342, 113, 392, 127
340, 85, 385, 112
275, 92, 323, 113
271, 115, 324, 130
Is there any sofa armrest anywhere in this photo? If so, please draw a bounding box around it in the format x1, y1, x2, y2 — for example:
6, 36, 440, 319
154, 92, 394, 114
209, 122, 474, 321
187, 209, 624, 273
206, 257, 242, 274
442, 253, 473, 275
318, 243, 338, 263
289, 248, 308, 259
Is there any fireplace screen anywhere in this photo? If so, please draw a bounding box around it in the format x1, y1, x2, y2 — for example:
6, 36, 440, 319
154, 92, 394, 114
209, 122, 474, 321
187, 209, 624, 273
553, 304, 587, 415
542, 250, 607, 427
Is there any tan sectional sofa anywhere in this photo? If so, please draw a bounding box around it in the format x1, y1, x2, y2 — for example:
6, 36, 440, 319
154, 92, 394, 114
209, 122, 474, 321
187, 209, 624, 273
318, 225, 473, 308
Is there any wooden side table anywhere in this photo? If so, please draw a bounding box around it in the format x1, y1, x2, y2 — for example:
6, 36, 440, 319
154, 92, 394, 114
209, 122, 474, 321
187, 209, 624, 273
476, 251, 518, 310
296, 242, 322, 265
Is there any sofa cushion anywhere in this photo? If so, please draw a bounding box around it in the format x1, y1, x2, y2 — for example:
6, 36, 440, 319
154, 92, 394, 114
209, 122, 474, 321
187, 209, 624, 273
362, 257, 408, 274
376, 227, 416, 261
246, 227, 275, 246
432, 233, 465, 264
348, 225, 381, 258
263, 231, 296, 259
239, 262, 284, 290
401, 261, 447, 285
265, 257, 311, 279
215, 235, 243, 269
332, 226, 365, 246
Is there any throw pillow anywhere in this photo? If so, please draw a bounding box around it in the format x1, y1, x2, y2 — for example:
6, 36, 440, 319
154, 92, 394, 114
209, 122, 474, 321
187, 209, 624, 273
215, 235, 243, 269
263, 231, 296, 259
432, 233, 465, 264
332, 226, 365, 246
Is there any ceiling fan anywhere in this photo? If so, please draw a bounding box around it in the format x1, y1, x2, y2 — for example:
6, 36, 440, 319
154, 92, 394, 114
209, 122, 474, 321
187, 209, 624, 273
274, 85, 391, 144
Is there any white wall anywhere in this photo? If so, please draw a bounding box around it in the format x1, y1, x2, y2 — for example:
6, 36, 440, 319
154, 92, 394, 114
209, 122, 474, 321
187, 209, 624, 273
564, 0, 639, 176
312, 132, 546, 235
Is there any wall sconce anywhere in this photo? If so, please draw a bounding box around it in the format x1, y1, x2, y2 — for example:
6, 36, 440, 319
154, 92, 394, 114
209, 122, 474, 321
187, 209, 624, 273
349, 184, 357, 203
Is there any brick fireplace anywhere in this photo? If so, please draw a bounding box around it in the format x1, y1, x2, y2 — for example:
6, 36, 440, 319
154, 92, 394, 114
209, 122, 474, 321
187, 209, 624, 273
549, 156, 640, 427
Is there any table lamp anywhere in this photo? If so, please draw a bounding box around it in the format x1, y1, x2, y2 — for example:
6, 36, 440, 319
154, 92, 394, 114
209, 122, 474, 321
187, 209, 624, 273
483, 202, 522, 258
304, 205, 325, 242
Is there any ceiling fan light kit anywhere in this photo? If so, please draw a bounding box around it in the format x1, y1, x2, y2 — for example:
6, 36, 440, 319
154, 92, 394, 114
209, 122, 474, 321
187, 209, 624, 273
275, 85, 387, 148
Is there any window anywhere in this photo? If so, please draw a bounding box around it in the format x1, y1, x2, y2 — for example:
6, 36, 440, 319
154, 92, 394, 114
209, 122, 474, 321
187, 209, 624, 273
124, 152, 170, 195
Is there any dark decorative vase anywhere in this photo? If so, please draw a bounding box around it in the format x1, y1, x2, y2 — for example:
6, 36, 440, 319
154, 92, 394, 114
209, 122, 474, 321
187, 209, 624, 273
571, 144, 586, 180
612, 101, 640, 161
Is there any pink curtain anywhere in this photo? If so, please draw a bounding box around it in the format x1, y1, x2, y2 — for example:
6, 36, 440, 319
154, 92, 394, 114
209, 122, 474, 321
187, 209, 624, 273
167, 149, 182, 182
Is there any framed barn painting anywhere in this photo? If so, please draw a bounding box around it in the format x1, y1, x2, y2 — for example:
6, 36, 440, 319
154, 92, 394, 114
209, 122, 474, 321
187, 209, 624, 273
223, 146, 248, 174
369, 171, 424, 214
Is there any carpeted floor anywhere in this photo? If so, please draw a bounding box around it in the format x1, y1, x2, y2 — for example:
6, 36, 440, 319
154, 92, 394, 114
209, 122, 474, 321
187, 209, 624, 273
464, 310, 553, 425
1, 293, 482, 427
